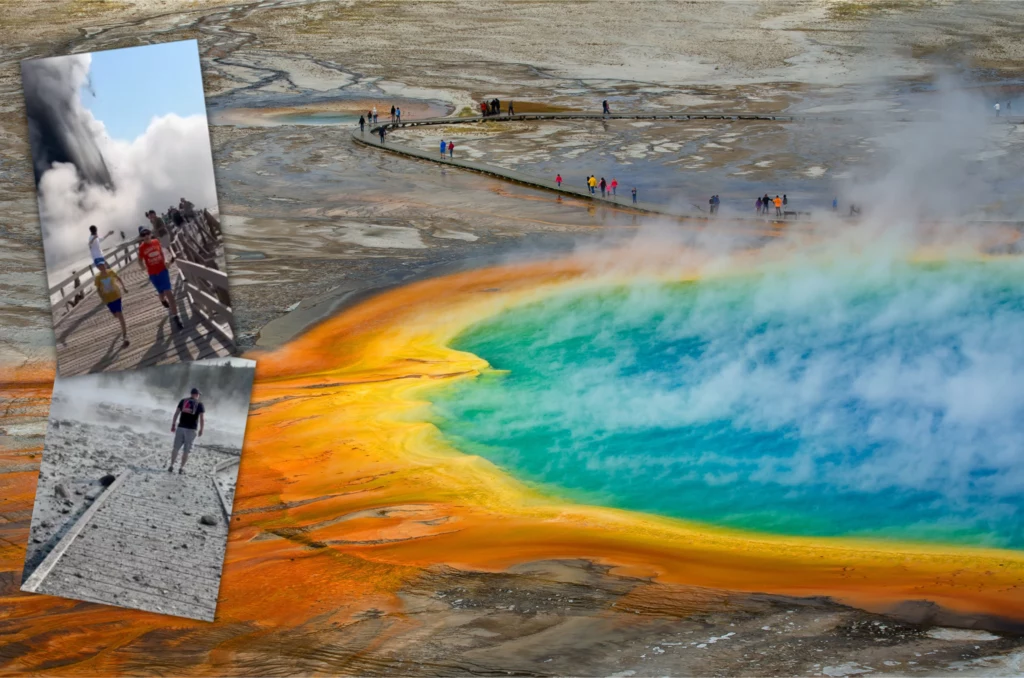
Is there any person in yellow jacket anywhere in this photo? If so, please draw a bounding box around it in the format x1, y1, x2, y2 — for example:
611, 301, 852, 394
773, 195, 783, 217
588, 175, 597, 194
93, 262, 129, 348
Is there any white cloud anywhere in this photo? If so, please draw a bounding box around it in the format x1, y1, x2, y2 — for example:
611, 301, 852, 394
38, 111, 218, 280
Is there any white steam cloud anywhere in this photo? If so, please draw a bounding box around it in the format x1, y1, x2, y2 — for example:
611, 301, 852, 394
24, 52, 218, 282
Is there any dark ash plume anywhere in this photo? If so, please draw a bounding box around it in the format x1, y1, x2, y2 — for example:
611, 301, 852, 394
21, 55, 114, 189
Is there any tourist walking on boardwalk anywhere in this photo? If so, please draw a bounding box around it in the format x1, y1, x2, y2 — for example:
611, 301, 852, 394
832, 196, 838, 211
391, 104, 396, 122
448, 141, 455, 158
588, 175, 597, 194
180, 198, 196, 223
763, 194, 771, 214
359, 115, 365, 133
88, 225, 114, 267
756, 196, 763, 214
632, 187, 637, 204
137, 225, 184, 331
481, 101, 488, 117
556, 173, 562, 187
396, 106, 401, 122
783, 194, 788, 208
773, 195, 782, 217
372, 106, 378, 123
440, 139, 447, 158
379, 126, 386, 143
508, 101, 515, 116
170, 205, 186, 229
169, 387, 205, 474
602, 100, 610, 116
93, 262, 129, 349
600, 177, 607, 197
610, 178, 618, 196
146, 210, 171, 256
995, 102, 1001, 117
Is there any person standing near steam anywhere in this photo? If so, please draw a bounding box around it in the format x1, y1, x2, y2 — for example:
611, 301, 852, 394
88, 225, 114, 267
169, 387, 204, 474
137, 225, 184, 331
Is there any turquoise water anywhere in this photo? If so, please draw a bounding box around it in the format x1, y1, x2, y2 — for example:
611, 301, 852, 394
430, 261, 1024, 548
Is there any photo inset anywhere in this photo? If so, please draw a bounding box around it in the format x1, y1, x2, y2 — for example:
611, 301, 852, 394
21, 358, 255, 621
22, 39, 237, 377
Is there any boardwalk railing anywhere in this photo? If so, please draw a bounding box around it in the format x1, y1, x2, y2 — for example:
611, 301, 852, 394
167, 209, 234, 337
50, 207, 233, 329
49, 238, 142, 318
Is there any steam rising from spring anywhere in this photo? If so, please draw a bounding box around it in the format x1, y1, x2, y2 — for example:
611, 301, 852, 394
21, 54, 113, 189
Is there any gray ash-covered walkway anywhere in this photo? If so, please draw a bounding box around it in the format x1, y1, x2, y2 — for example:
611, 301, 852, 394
22, 457, 232, 621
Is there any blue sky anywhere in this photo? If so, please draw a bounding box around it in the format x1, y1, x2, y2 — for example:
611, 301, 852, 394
81, 40, 208, 141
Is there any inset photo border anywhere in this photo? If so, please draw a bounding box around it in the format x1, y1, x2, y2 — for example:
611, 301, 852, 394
21, 358, 255, 621
22, 39, 237, 377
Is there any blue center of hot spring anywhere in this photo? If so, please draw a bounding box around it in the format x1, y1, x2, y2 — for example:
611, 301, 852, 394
429, 261, 1024, 548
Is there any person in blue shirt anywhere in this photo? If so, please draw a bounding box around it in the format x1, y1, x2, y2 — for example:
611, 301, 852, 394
440, 140, 447, 158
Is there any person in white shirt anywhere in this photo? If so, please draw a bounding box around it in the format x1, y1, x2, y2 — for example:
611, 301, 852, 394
88, 225, 114, 266
995, 102, 1001, 117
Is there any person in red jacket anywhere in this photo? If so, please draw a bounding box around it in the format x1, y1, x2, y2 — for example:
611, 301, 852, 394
137, 225, 184, 330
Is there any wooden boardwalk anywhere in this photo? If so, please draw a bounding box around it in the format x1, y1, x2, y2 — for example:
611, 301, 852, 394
22, 453, 232, 621
352, 110, 1024, 226
53, 258, 233, 377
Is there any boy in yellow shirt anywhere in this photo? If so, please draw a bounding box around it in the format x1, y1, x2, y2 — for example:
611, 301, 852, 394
94, 262, 130, 348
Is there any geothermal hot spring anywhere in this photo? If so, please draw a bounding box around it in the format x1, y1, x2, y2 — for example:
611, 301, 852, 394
429, 258, 1024, 549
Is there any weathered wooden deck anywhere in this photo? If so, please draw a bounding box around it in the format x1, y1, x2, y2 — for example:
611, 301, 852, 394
21, 454, 232, 621
53, 259, 234, 377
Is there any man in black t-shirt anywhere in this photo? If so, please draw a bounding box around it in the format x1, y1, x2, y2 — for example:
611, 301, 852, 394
169, 387, 205, 474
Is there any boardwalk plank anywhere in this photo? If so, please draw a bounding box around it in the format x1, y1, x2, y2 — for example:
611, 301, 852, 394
54, 258, 236, 377
32, 467, 229, 621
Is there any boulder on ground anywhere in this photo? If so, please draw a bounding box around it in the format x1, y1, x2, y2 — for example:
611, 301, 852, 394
199, 515, 218, 526
54, 483, 70, 500
100, 474, 116, 487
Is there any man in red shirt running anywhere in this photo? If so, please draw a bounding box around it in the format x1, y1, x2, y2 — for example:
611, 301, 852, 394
137, 225, 184, 330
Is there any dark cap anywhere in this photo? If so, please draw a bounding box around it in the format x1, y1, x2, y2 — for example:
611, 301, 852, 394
191, 387, 201, 395
138, 225, 150, 235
